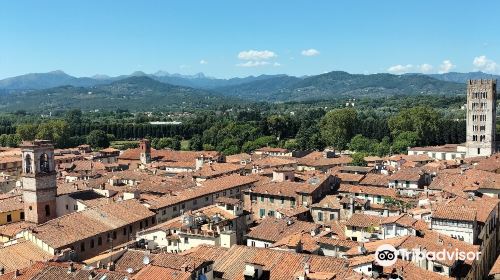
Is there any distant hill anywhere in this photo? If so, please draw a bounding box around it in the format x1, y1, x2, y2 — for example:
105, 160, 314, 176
426, 71, 500, 83
0, 70, 291, 91
0, 76, 246, 112
0, 70, 108, 90
0, 70, 475, 112
214, 71, 465, 102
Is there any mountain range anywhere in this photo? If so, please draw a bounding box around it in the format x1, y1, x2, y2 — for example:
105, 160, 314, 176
0, 70, 497, 112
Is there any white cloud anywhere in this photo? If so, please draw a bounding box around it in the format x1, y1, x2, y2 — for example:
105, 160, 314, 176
387, 64, 414, 74
199, 59, 208, 65
473, 55, 498, 73
179, 64, 191, 69
273, 62, 281, 67
301, 49, 320, 57
418, 63, 433, 73
237, 50, 276, 60
236, 61, 271, 67
438, 60, 455, 74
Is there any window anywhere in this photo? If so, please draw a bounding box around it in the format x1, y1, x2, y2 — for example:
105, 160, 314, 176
74, 205, 78, 211
173, 206, 177, 211
260, 196, 264, 202
205, 196, 209, 201
329, 213, 336, 220
184, 237, 189, 243
181, 204, 185, 209
162, 210, 166, 215
80, 242, 85, 252
478, 148, 481, 155
45, 205, 51, 217
39, 153, 50, 173
259, 209, 265, 218
318, 212, 323, 221
251, 241, 256, 247
113, 231, 117, 239
268, 210, 275, 217
269, 197, 274, 203
281, 197, 285, 204
90, 239, 95, 248
98, 237, 102, 246
433, 265, 444, 273
24, 154, 32, 173
151, 217, 155, 224
123, 227, 127, 236
6, 214, 12, 223
291, 199, 295, 206
140, 221, 143, 229
193, 199, 197, 205
20, 212, 24, 220
66, 205, 69, 210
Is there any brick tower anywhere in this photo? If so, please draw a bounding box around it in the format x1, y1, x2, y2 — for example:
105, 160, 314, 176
21, 140, 57, 224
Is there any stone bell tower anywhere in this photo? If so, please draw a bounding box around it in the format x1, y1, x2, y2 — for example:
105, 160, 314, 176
466, 79, 497, 157
21, 140, 57, 224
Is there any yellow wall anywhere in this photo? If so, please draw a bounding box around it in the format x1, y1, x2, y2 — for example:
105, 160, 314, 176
345, 225, 380, 241
0, 209, 24, 226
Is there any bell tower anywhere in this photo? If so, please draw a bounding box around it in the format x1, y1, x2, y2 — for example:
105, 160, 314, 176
21, 140, 57, 224
139, 139, 151, 165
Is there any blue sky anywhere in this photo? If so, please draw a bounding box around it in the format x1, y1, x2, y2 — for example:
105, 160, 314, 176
0, 0, 499, 78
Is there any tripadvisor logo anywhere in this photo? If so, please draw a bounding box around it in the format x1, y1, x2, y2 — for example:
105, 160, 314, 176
374, 244, 481, 267
375, 244, 398, 267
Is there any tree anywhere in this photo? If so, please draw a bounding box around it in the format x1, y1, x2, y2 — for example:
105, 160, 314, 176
320, 108, 358, 150
349, 134, 379, 154
36, 120, 71, 148
392, 131, 420, 153
189, 134, 203, 151
87, 130, 110, 149
17, 124, 38, 141
351, 152, 368, 166
65, 109, 82, 127
388, 106, 439, 146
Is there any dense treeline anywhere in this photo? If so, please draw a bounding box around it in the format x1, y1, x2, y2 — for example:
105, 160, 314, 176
0, 97, 467, 156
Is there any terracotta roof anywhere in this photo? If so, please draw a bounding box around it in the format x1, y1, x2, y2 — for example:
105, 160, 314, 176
271, 232, 320, 252
179, 244, 229, 262
31, 199, 155, 249
210, 245, 360, 280
489, 254, 500, 276
0, 195, 23, 213
298, 156, 352, 168
344, 236, 409, 256
389, 167, 423, 182
476, 153, 500, 172
192, 163, 243, 178
0, 240, 53, 273
408, 144, 461, 153
246, 218, 319, 243
338, 184, 397, 198
0, 221, 34, 238
432, 205, 476, 222
345, 213, 382, 228
255, 147, 289, 153
311, 195, 341, 209
359, 173, 389, 187
384, 259, 452, 280
399, 233, 479, 266
133, 265, 191, 280
334, 172, 365, 183
380, 214, 419, 228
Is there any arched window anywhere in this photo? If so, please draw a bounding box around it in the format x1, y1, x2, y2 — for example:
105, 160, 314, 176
45, 205, 51, 217
40, 153, 50, 173
25, 154, 32, 173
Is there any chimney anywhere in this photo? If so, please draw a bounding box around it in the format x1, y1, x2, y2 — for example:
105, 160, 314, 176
14, 269, 20, 278
67, 262, 75, 273
0, 266, 4, 275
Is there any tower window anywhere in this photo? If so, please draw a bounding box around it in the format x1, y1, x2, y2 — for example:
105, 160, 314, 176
478, 148, 481, 155
45, 205, 50, 217
24, 154, 32, 174
40, 153, 50, 173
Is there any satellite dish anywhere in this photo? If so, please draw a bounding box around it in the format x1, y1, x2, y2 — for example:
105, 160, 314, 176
143, 256, 150, 265
126, 268, 134, 274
